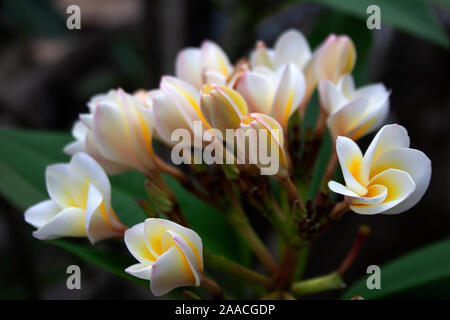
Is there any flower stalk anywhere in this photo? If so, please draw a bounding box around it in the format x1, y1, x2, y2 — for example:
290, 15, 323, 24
291, 271, 344, 297
204, 251, 274, 289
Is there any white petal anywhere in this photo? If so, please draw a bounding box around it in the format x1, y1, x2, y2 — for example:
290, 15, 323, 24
329, 181, 386, 205
152, 92, 192, 146
352, 83, 388, 101
125, 263, 153, 281
236, 71, 274, 114
328, 180, 361, 197
68, 152, 111, 212
338, 74, 355, 97
24, 199, 61, 229
250, 45, 275, 69
85, 132, 130, 175
124, 222, 156, 264
144, 218, 203, 269
63, 140, 86, 155
201, 40, 232, 78
160, 76, 205, 128
327, 97, 370, 138
335, 136, 367, 195
32, 207, 85, 240
150, 245, 197, 296
121, 94, 157, 173
348, 184, 387, 205
85, 184, 124, 244
204, 70, 227, 86
46, 164, 75, 207
175, 48, 203, 89
350, 169, 416, 215
360, 124, 410, 186
80, 113, 94, 130
93, 100, 139, 169
318, 80, 348, 114
162, 230, 201, 283
370, 148, 431, 214
72, 120, 88, 140
271, 64, 305, 128
274, 29, 311, 69
346, 94, 389, 141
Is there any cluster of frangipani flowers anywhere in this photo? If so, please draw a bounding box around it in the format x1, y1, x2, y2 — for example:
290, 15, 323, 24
24, 28, 431, 298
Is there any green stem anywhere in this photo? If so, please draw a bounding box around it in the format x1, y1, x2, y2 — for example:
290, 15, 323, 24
291, 271, 344, 297
227, 208, 279, 275
294, 244, 310, 280
204, 251, 274, 289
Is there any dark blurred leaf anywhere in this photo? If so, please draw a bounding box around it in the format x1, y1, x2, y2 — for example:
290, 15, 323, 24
342, 238, 450, 299
0, 128, 71, 209
48, 239, 146, 286
308, 0, 449, 48
3, 0, 67, 38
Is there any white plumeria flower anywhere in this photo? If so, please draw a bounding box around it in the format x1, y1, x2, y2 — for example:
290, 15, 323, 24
329, 124, 431, 215
250, 29, 312, 71
236, 63, 306, 129
64, 89, 158, 175
125, 218, 203, 296
319, 74, 390, 140
175, 40, 233, 89
24, 152, 127, 243
152, 76, 211, 146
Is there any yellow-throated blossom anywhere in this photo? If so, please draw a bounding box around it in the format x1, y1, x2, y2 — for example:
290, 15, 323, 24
200, 84, 288, 176
124, 218, 203, 296
319, 74, 390, 140
24, 152, 126, 243
64, 89, 158, 175
175, 40, 233, 89
329, 124, 431, 215
236, 63, 305, 129
152, 76, 211, 146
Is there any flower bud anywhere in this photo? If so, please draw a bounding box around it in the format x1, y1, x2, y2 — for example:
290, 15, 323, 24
237, 113, 288, 177
200, 84, 248, 135
304, 34, 356, 103
176, 40, 233, 89
125, 218, 203, 296
152, 76, 211, 146
24, 152, 127, 243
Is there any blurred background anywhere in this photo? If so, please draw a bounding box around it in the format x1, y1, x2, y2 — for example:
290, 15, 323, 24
0, 0, 449, 299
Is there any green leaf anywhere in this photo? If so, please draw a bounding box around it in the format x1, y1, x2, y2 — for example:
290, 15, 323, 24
308, 0, 449, 48
342, 238, 450, 299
